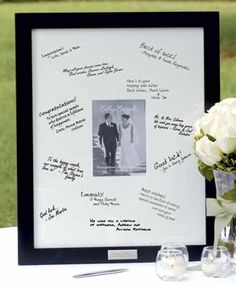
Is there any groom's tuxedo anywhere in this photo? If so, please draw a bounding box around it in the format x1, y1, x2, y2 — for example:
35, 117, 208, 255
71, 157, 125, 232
98, 122, 119, 167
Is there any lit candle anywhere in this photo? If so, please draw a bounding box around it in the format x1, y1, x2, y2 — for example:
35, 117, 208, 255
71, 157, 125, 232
201, 259, 225, 276
201, 246, 231, 278
156, 252, 185, 280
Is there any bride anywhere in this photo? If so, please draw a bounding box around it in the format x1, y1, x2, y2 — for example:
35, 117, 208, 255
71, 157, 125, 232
119, 114, 139, 169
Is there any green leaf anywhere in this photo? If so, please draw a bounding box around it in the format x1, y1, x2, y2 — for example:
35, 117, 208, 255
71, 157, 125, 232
198, 160, 214, 181
222, 185, 236, 201
215, 153, 236, 172
206, 134, 216, 142
194, 129, 205, 141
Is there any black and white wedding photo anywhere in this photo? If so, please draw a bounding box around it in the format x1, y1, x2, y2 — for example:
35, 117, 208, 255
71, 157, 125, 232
92, 99, 146, 176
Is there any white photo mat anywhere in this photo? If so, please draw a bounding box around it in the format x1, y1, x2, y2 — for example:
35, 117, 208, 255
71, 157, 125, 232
32, 27, 205, 249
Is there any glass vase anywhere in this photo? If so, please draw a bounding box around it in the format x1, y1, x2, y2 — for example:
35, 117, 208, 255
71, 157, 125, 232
213, 170, 236, 262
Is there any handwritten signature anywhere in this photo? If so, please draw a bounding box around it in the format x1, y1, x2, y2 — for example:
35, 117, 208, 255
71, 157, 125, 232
40, 205, 68, 222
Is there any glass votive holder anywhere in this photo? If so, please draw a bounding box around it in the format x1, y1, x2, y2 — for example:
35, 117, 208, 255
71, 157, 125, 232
161, 243, 189, 268
156, 249, 186, 281
232, 247, 236, 273
201, 246, 231, 277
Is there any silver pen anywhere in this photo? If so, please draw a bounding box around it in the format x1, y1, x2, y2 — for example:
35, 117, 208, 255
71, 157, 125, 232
73, 268, 129, 278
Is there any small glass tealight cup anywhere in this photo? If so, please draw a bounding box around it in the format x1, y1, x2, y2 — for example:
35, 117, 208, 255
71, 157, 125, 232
161, 243, 189, 268
232, 246, 236, 273
156, 249, 186, 281
201, 246, 231, 278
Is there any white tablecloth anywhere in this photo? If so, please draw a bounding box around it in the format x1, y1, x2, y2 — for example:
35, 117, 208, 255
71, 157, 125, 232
0, 227, 236, 286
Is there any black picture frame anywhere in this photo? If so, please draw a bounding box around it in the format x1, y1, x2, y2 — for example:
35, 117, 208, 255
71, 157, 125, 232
16, 12, 219, 265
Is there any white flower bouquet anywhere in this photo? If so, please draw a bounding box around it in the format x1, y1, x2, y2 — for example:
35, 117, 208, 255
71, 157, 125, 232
194, 98, 236, 181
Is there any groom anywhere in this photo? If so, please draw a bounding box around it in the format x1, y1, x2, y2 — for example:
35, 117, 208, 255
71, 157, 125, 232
98, 113, 119, 169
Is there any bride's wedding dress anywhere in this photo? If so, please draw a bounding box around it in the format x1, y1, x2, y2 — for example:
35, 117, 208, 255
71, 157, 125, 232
119, 124, 139, 169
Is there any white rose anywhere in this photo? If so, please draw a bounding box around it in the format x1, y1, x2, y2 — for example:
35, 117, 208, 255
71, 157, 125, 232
214, 104, 236, 154
193, 118, 203, 137
198, 112, 224, 139
224, 109, 236, 135
216, 136, 236, 154
194, 98, 236, 155
195, 136, 223, 166
209, 98, 236, 114
222, 98, 236, 105
195, 98, 236, 153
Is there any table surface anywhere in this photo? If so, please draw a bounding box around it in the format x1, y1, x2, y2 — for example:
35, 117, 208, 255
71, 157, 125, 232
1, 227, 236, 287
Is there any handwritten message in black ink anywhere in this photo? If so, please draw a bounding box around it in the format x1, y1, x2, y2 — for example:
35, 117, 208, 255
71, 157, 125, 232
89, 218, 151, 232
41, 45, 81, 60
154, 150, 192, 174
80, 192, 120, 207
42, 156, 84, 181
63, 62, 123, 78
139, 42, 190, 71
154, 115, 193, 136
139, 187, 180, 222
40, 205, 68, 222
126, 79, 169, 100
39, 97, 85, 134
